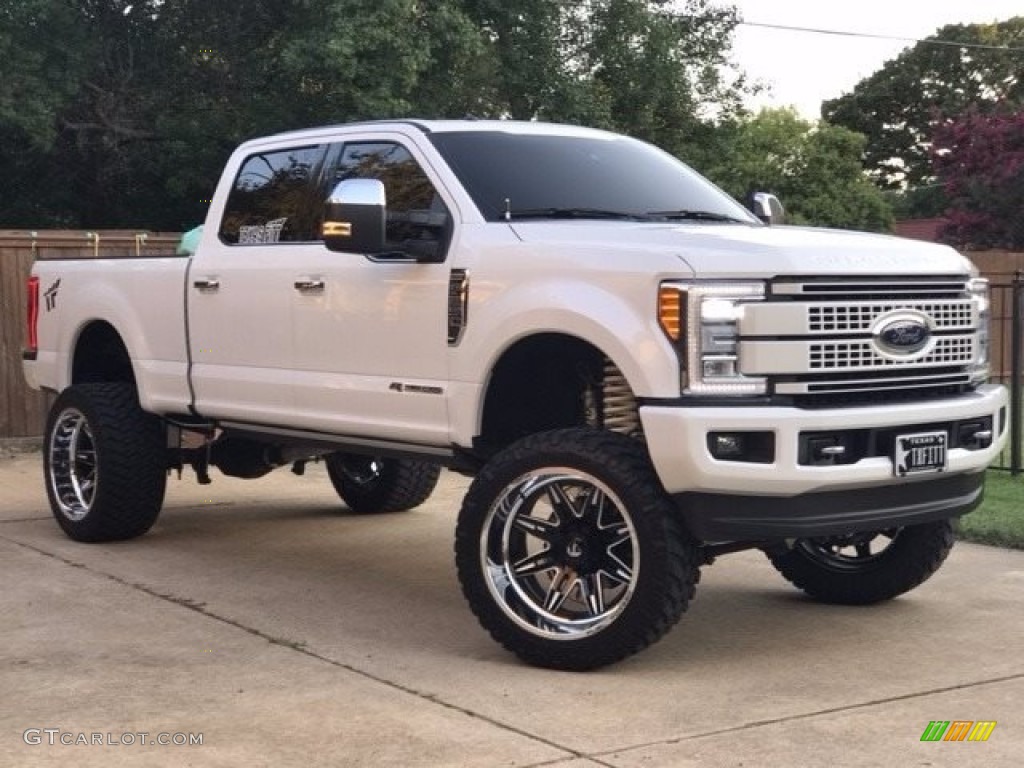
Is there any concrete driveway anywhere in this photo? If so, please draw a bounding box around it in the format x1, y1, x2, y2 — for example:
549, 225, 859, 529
2, 449, 1022, 767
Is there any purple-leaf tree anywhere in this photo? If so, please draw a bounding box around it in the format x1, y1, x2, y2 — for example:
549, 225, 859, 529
931, 109, 1024, 250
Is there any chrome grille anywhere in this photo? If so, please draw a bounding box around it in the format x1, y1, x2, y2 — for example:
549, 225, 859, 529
763, 276, 980, 404
808, 336, 975, 369
776, 371, 972, 397
773, 278, 969, 299
807, 301, 973, 333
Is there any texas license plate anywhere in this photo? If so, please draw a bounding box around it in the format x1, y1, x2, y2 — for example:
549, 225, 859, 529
894, 431, 948, 477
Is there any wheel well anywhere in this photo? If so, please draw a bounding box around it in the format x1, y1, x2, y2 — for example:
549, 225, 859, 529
72, 322, 135, 386
477, 334, 636, 458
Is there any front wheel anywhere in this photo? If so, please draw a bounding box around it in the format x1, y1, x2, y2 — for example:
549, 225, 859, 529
455, 428, 700, 670
325, 454, 440, 514
44, 382, 167, 542
765, 520, 956, 605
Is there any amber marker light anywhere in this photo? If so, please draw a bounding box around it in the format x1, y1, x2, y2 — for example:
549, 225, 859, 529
658, 285, 683, 342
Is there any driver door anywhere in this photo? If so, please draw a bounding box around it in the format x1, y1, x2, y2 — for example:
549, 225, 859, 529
287, 136, 456, 446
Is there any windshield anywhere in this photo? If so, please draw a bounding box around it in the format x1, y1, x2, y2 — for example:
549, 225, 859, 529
427, 130, 759, 225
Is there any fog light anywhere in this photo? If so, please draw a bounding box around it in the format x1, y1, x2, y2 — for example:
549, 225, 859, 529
710, 433, 745, 459
708, 432, 775, 463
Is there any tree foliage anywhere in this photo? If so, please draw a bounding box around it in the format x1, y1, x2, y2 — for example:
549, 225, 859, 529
703, 108, 892, 232
822, 17, 1024, 194
0, 0, 754, 230
931, 109, 1024, 249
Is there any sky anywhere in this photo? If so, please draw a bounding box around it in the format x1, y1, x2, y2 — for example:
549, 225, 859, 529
714, 0, 1023, 119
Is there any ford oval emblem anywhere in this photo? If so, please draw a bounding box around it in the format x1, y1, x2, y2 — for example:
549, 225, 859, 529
876, 318, 931, 355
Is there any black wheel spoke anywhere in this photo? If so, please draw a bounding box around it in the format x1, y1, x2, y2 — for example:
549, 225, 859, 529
545, 481, 575, 520
511, 514, 559, 541
513, 550, 556, 576
578, 573, 606, 617
603, 558, 634, 586
542, 567, 575, 613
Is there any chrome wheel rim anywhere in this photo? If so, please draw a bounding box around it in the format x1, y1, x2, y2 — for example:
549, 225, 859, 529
340, 456, 383, 487
481, 470, 639, 640
48, 408, 98, 522
797, 529, 901, 571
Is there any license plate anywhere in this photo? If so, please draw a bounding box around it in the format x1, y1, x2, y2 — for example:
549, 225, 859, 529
894, 431, 948, 477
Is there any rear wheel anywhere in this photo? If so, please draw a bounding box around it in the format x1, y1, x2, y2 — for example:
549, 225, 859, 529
455, 428, 700, 670
765, 520, 956, 605
44, 383, 167, 542
325, 454, 440, 514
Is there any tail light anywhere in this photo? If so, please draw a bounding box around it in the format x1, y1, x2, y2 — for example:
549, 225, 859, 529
26, 276, 40, 356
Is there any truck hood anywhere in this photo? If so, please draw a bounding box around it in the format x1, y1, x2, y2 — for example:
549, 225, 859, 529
508, 221, 976, 278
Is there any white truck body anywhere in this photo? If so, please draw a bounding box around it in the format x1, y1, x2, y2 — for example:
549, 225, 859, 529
23, 120, 1009, 668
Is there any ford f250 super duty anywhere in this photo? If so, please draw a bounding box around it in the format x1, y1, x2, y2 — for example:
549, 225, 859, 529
23, 120, 1009, 669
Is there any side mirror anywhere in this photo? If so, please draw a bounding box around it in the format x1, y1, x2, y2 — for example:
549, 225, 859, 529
323, 179, 386, 253
750, 192, 785, 226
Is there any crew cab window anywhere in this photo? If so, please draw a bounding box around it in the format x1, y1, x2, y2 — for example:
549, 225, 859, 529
331, 142, 451, 259
219, 145, 326, 244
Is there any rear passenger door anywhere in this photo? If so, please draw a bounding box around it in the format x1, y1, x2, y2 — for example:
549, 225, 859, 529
288, 136, 456, 446
188, 143, 327, 425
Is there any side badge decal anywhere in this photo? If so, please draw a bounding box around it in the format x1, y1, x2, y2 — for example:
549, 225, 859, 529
44, 278, 61, 311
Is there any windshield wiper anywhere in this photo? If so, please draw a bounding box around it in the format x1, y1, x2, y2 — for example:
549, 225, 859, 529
506, 207, 651, 221
647, 209, 750, 223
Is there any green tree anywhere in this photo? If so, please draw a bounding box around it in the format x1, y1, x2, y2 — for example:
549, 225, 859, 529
460, 1, 750, 159
823, 17, 1024, 197
0, 0, 91, 148
0, 0, 751, 230
704, 108, 892, 232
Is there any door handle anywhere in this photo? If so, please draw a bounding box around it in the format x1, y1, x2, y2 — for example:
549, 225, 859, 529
294, 278, 325, 293
193, 277, 220, 292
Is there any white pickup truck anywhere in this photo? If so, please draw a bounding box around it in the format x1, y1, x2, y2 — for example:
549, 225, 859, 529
23, 120, 1009, 669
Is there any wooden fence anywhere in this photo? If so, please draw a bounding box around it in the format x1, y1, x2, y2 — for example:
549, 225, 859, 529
1, 233, 1022, 439
1, 230, 180, 438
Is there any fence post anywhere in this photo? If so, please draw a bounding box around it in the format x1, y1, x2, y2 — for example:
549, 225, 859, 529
1012, 271, 1022, 476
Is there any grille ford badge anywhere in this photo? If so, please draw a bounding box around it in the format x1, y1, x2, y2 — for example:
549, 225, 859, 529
873, 311, 932, 357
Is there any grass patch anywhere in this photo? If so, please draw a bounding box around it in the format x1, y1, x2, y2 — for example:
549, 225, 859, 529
958, 471, 1024, 549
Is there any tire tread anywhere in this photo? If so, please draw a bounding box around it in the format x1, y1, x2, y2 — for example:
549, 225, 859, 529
326, 455, 440, 514
455, 428, 700, 670
45, 382, 166, 542
766, 520, 956, 605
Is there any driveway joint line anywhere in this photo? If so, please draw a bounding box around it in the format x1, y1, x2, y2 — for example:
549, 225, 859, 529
11, 530, 1019, 767
590, 672, 1024, 758
5, 535, 590, 763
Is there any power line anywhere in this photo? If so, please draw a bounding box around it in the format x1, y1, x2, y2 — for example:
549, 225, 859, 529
739, 20, 1024, 53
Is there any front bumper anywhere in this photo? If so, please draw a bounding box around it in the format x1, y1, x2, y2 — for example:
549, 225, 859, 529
640, 384, 1008, 541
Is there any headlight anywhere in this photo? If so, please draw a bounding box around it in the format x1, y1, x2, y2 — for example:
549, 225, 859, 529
659, 282, 766, 395
968, 277, 991, 383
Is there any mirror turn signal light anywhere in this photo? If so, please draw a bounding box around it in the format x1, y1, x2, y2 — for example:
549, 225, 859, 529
322, 221, 352, 237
